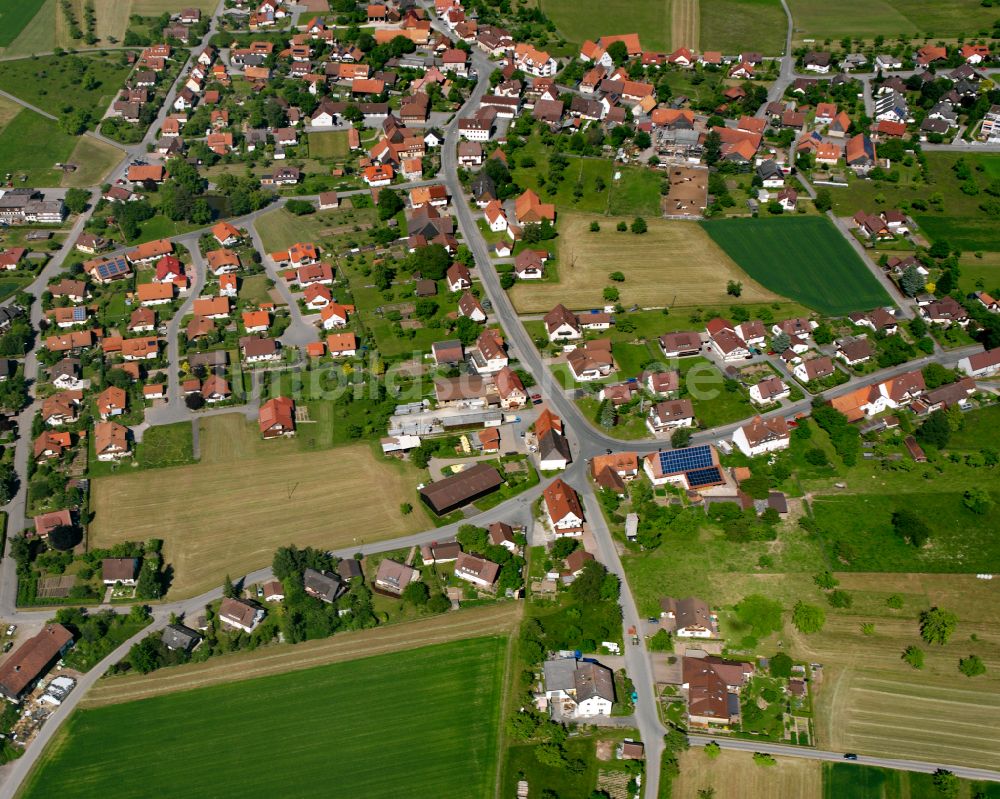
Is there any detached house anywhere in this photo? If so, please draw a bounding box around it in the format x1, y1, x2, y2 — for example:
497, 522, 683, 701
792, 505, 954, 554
646, 399, 695, 434
660, 596, 718, 638
544, 304, 581, 341
258, 396, 295, 438
733, 415, 790, 457
543, 478, 584, 536
219, 597, 265, 633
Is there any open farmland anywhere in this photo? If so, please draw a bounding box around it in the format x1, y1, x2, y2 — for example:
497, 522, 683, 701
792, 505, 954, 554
83, 604, 521, 707
537, 0, 671, 51
0, 0, 47, 47
824, 763, 1000, 799
672, 0, 699, 50
787, 0, 987, 43
61, 135, 124, 187
700, 0, 787, 54
701, 216, 890, 315
90, 415, 425, 598
673, 749, 822, 799
24, 638, 506, 799
507, 212, 782, 312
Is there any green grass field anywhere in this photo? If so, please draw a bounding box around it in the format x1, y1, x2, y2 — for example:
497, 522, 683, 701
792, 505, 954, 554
23, 637, 506, 799
701, 217, 890, 315
912, 216, 997, 253
308, 130, 349, 160
787, 0, 986, 42
700, 0, 787, 54
0, 52, 133, 124
0, 0, 47, 46
0, 109, 80, 185
823, 763, 1000, 799
536, 0, 671, 50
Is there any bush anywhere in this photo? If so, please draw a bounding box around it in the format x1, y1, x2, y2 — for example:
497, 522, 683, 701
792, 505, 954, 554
792, 601, 825, 633
959, 654, 986, 677
902, 645, 924, 669
285, 199, 315, 216
827, 590, 852, 608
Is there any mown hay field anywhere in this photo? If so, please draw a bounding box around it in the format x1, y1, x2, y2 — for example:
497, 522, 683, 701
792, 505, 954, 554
507, 212, 782, 312
90, 415, 425, 598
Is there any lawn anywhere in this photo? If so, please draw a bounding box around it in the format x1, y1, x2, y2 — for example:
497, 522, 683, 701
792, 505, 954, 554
700, 0, 787, 54
308, 130, 349, 160
507, 212, 782, 313
0, 52, 133, 123
0, 109, 81, 185
89, 414, 426, 598
90, 421, 195, 477
536, 0, 671, 50
823, 763, 1000, 799
0, 0, 47, 47
254, 205, 376, 253
701, 216, 890, 315
675, 749, 821, 798
23, 638, 507, 799
787, 0, 988, 42
61, 134, 124, 187
503, 739, 601, 798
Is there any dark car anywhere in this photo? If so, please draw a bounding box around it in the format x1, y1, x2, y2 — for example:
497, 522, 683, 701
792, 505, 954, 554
843, 753, 859, 761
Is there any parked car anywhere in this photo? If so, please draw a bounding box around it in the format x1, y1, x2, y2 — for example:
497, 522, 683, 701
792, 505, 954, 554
5, 625, 15, 636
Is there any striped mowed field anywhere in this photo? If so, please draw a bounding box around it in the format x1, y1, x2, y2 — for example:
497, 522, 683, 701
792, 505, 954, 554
23, 638, 507, 799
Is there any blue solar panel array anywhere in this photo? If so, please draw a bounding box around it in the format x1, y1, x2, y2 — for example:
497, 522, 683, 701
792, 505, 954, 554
686, 466, 723, 488
658, 444, 714, 475
95, 256, 130, 281
71, 307, 86, 322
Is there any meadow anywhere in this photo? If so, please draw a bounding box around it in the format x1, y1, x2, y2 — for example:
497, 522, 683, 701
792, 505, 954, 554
23, 638, 507, 799
787, 0, 988, 43
535, 0, 671, 51
823, 763, 1000, 799
307, 130, 349, 160
61, 135, 124, 187
701, 216, 890, 315
0, 110, 82, 185
0, 0, 47, 47
507, 212, 782, 312
0, 52, 133, 124
510, 133, 663, 217
700, 0, 788, 54
89, 414, 425, 597
674, 749, 821, 798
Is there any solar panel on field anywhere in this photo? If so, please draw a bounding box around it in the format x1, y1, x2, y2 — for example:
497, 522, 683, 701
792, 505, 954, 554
686, 466, 723, 488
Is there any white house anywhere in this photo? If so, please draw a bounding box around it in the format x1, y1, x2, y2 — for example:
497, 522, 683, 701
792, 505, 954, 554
749, 376, 790, 406
542, 658, 614, 718
733, 415, 790, 457
219, 597, 265, 633
958, 347, 1000, 377
544, 478, 584, 536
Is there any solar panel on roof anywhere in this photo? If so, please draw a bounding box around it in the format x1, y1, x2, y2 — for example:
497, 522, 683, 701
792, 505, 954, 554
658, 444, 713, 475
71, 307, 85, 321
96, 256, 130, 280
686, 466, 723, 488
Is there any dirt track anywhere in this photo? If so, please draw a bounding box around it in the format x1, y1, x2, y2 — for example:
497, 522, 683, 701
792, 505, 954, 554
82, 603, 522, 708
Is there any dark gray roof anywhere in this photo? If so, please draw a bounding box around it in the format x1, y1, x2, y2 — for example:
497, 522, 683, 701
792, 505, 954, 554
337, 559, 363, 580
303, 568, 345, 603
161, 624, 202, 651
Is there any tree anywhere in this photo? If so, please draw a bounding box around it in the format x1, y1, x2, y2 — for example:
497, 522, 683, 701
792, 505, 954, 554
734, 594, 783, 640
631, 217, 647, 234
891, 508, 931, 548
753, 752, 776, 767
609, 271, 625, 282
64, 188, 90, 215
377, 188, 404, 220
901, 264, 925, 297
703, 130, 722, 166
805, 447, 828, 466
771, 332, 791, 353
606, 40, 629, 65
792, 601, 825, 633
402, 580, 429, 606
963, 487, 993, 515
185, 392, 205, 410
917, 409, 950, 449
648, 629, 673, 652
828, 589, 852, 608
813, 570, 839, 590
222, 574, 237, 599
427, 592, 451, 613
932, 769, 961, 799
47, 525, 82, 551
603, 286, 619, 302
726, 280, 743, 297
704, 741, 721, 759
769, 652, 793, 678
671, 427, 693, 448
902, 645, 925, 669
886, 594, 904, 609
920, 607, 958, 645
551, 537, 579, 559
285, 199, 315, 215
814, 188, 833, 212
590, 221, 600, 232
959, 654, 986, 677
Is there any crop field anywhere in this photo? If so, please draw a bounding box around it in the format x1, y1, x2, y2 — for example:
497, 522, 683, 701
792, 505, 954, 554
61, 134, 124, 187
0, 0, 46, 47
673, 749, 821, 798
83, 604, 520, 707
507, 212, 782, 312
672, 0, 699, 50
308, 130, 349, 159
90, 415, 425, 598
701, 217, 890, 315
24, 638, 507, 799
824, 763, 1000, 799
537, 0, 671, 50
0, 109, 81, 185
700, 0, 787, 54
787, 0, 987, 42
